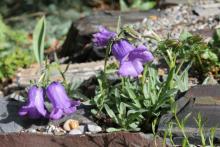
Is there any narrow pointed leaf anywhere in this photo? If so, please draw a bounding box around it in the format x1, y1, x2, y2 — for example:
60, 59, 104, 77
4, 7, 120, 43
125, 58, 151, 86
33, 16, 46, 64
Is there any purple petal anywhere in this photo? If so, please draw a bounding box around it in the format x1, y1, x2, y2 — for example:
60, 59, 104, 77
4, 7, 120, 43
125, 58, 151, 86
136, 45, 149, 51
18, 86, 47, 119
46, 82, 80, 120
70, 100, 81, 106
63, 106, 77, 114
46, 82, 72, 108
112, 40, 134, 61
92, 26, 116, 48
18, 106, 29, 116
118, 60, 143, 77
128, 49, 154, 63
50, 108, 63, 120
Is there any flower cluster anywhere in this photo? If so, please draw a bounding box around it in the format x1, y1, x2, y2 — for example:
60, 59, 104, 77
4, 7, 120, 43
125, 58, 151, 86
19, 82, 80, 120
93, 26, 154, 77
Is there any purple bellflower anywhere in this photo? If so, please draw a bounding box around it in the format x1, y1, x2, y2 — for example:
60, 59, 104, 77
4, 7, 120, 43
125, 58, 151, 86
18, 86, 47, 119
112, 39, 134, 61
112, 40, 154, 77
92, 26, 116, 48
46, 82, 80, 120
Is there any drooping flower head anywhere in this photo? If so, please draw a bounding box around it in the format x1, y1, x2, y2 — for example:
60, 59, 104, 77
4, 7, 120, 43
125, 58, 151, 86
18, 86, 47, 119
111, 41, 154, 77
112, 39, 134, 61
46, 82, 80, 120
119, 48, 154, 77
92, 26, 116, 48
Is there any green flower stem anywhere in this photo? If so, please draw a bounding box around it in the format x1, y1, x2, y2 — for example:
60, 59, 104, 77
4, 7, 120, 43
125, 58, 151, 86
196, 54, 205, 72
142, 64, 148, 86
121, 77, 125, 92
174, 112, 190, 146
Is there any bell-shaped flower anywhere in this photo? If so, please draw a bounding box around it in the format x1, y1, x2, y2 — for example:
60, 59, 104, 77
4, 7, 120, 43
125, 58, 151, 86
118, 45, 154, 77
112, 39, 134, 61
128, 45, 154, 63
18, 86, 47, 119
92, 26, 116, 48
46, 82, 80, 120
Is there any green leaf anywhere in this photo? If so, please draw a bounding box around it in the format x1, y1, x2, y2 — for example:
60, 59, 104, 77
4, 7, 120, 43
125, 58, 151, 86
117, 16, 121, 34
33, 16, 46, 64
182, 112, 191, 125
104, 104, 118, 123
119, 0, 129, 12
119, 102, 126, 115
201, 50, 218, 62
179, 30, 192, 41
138, 2, 156, 11
106, 127, 124, 132
131, 0, 142, 8
125, 86, 141, 108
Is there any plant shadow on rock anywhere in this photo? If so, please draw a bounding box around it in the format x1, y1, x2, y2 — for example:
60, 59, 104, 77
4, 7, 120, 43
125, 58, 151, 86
0, 99, 49, 132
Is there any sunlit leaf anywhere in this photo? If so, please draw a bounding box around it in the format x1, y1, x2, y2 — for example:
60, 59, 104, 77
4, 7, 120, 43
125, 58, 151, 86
33, 16, 46, 64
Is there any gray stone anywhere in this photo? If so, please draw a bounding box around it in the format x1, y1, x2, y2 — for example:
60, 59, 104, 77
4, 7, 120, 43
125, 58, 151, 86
69, 129, 83, 135
193, 4, 220, 17
0, 99, 48, 133
28, 128, 37, 133
79, 125, 87, 133
158, 85, 220, 145
0, 91, 3, 99
87, 124, 102, 133
0, 99, 25, 133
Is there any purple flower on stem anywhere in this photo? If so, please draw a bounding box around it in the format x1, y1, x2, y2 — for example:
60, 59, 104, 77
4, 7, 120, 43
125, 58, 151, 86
18, 86, 47, 119
112, 41, 154, 77
92, 26, 116, 48
46, 82, 80, 120
112, 39, 134, 61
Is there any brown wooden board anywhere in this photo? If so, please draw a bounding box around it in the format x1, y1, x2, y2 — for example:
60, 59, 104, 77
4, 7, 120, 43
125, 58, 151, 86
0, 132, 166, 147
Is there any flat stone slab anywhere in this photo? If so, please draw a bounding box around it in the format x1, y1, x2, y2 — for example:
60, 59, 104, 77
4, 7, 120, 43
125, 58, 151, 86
158, 85, 220, 145
0, 99, 48, 133
14, 61, 104, 87
0, 132, 166, 147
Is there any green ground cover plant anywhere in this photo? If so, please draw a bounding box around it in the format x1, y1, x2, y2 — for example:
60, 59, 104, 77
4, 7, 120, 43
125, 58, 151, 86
0, 16, 33, 81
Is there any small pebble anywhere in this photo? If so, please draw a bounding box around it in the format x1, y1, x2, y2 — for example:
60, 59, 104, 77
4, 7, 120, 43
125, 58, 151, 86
53, 127, 66, 135
63, 119, 79, 131
27, 128, 37, 133
69, 129, 83, 135
46, 125, 56, 133
87, 124, 102, 133
79, 125, 87, 133
0, 91, 3, 98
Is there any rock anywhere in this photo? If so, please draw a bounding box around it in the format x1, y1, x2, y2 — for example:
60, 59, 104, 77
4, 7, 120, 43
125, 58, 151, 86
0, 98, 48, 133
69, 129, 83, 135
46, 125, 56, 134
27, 128, 37, 133
63, 119, 79, 131
0, 91, 3, 98
15, 62, 104, 87
87, 124, 102, 133
53, 127, 66, 136
79, 125, 87, 133
193, 3, 220, 17
158, 85, 220, 145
